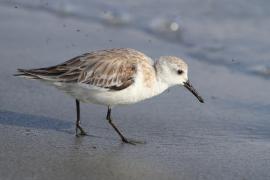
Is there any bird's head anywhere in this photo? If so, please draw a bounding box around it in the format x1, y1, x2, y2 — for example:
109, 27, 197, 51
156, 56, 204, 103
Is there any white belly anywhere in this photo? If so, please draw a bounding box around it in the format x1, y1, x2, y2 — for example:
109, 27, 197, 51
54, 82, 155, 106
46, 67, 169, 106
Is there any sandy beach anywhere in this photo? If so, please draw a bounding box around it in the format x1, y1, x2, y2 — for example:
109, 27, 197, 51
1, 1, 270, 179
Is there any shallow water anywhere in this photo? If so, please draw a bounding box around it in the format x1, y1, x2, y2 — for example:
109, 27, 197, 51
2, 0, 270, 78
0, 1, 270, 180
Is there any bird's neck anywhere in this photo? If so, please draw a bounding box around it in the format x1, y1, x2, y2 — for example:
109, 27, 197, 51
151, 62, 170, 96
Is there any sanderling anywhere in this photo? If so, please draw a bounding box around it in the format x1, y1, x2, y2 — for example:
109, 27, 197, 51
15, 48, 204, 144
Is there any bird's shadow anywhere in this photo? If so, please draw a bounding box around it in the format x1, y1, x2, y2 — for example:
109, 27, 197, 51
0, 110, 73, 134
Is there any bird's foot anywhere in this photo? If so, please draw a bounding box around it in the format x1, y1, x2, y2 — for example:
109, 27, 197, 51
76, 125, 87, 137
121, 137, 146, 145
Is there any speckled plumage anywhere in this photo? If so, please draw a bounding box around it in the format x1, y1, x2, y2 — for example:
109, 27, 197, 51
16, 48, 202, 106
15, 48, 204, 143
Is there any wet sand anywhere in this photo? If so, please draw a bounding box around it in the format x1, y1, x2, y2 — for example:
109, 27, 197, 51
1, 2, 270, 180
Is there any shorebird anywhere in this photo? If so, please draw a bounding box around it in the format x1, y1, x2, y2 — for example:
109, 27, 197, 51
15, 48, 204, 144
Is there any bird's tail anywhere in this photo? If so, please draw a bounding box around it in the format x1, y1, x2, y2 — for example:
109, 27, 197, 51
14, 67, 62, 80
14, 68, 42, 79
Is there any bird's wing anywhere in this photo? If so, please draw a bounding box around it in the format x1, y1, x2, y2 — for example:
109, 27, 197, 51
16, 53, 90, 81
78, 56, 137, 90
17, 48, 153, 91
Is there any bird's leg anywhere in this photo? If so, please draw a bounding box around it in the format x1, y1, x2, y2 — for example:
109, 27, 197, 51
106, 106, 135, 145
75, 99, 87, 137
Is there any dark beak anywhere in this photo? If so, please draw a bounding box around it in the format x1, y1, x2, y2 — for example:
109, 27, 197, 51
183, 80, 204, 103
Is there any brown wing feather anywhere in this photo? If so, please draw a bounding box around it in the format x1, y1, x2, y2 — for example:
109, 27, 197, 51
78, 54, 137, 91
15, 48, 151, 91
15, 53, 89, 82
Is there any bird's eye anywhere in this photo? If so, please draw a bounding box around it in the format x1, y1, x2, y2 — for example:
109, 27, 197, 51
177, 70, 183, 75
